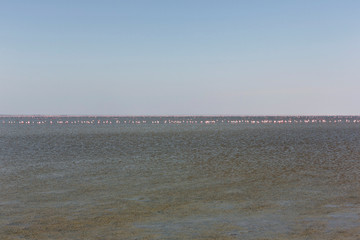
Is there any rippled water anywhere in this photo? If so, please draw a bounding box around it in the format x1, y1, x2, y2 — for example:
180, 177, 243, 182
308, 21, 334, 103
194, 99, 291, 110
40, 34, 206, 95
1, 117, 360, 239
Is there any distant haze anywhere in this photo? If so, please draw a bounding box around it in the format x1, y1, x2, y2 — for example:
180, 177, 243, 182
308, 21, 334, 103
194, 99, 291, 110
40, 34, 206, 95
1, 1, 359, 115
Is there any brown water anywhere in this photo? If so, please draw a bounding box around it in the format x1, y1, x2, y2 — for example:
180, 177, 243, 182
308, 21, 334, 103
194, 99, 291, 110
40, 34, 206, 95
1, 117, 360, 239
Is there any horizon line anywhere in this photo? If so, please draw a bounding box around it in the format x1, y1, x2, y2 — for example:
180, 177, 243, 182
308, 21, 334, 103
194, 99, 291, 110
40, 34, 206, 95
1, 114, 360, 118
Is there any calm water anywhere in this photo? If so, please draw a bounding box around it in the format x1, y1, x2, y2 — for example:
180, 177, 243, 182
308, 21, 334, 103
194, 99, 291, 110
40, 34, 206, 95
1, 117, 360, 239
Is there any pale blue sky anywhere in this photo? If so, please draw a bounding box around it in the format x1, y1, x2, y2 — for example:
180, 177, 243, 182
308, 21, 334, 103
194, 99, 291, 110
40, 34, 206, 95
1, 0, 359, 115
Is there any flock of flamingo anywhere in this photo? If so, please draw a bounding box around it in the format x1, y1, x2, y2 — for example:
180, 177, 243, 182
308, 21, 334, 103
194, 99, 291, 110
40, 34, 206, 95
1, 116, 360, 125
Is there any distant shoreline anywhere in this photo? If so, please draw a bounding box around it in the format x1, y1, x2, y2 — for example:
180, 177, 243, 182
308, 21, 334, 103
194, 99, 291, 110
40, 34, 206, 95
1, 114, 360, 118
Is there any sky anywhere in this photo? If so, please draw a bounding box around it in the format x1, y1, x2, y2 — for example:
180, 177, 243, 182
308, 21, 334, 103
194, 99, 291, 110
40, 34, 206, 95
0, 0, 359, 116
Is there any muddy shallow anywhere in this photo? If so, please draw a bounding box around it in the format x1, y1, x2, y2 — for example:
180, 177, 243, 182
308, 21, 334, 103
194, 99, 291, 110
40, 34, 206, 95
1, 121, 360, 239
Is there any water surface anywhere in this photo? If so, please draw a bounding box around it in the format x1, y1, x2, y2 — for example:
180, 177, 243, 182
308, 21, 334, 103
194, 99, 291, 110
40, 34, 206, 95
1, 117, 360, 239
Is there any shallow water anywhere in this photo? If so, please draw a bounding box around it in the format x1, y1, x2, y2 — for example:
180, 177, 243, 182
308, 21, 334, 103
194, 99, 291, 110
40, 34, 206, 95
1, 117, 360, 239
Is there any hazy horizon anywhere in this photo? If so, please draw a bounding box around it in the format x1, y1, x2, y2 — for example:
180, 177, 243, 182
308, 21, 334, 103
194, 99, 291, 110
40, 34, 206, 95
2, 114, 360, 117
